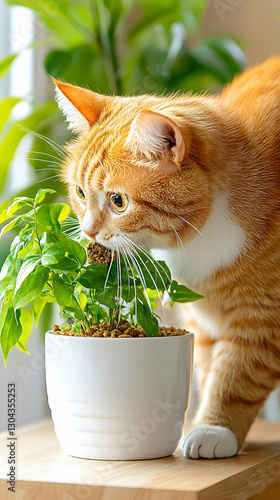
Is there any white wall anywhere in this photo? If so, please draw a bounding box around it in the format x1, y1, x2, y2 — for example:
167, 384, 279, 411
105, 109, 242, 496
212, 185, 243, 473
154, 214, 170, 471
202, 0, 280, 65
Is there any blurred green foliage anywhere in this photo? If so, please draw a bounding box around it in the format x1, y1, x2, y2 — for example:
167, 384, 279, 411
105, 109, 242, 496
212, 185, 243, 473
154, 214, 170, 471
0, 0, 246, 241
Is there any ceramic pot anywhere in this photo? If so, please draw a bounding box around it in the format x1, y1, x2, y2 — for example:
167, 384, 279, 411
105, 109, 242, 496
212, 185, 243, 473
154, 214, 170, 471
45, 331, 194, 460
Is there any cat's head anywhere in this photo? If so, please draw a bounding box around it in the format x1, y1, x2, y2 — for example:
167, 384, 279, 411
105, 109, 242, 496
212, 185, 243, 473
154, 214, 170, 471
53, 79, 215, 252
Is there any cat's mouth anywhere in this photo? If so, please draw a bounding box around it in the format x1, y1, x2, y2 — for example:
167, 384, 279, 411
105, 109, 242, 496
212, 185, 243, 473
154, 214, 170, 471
83, 230, 120, 254
86, 242, 116, 265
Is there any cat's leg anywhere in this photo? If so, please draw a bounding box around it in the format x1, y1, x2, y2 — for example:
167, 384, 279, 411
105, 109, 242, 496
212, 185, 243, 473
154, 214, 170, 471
182, 327, 280, 459
194, 331, 216, 399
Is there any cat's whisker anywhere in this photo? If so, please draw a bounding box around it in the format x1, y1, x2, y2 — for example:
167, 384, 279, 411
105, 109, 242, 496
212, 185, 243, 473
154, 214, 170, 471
172, 226, 184, 250
176, 214, 203, 237
118, 237, 131, 293
65, 224, 79, 228
63, 222, 80, 232
103, 251, 115, 296
65, 230, 82, 240
122, 234, 171, 290
124, 233, 172, 284
29, 150, 61, 161
122, 254, 131, 294
122, 236, 168, 321
12, 122, 65, 157
62, 223, 80, 230
28, 158, 61, 165
116, 251, 122, 326
121, 238, 155, 315
65, 216, 79, 221
123, 250, 137, 321
34, 168, 59, 173
37, 174, 61, 183
128, 251, 153, 314
171, 225, 184, 260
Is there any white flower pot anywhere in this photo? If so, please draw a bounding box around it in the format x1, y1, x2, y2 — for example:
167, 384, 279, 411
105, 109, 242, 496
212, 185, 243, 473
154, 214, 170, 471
45, 331, 194, 460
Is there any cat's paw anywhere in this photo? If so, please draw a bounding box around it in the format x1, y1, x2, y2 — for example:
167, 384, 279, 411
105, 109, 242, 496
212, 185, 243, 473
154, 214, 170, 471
181, 424, 238, 459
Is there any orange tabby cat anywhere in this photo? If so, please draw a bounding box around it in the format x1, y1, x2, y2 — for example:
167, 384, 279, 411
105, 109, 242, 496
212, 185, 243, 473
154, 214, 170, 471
52, 56, 280, 458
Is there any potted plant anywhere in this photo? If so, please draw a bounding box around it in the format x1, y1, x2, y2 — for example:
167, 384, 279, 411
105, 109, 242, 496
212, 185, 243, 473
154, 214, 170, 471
0, 190, 202, 460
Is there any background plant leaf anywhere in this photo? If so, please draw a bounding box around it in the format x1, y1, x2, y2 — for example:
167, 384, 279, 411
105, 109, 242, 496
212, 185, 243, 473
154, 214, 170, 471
0, 307, 22, 367
0, 53, 18, 79
17, 307, 33, 354
14, 265, 49, 309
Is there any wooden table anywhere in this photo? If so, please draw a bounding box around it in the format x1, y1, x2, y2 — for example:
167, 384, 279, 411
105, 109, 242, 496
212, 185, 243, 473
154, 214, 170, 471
0, 418, 280, 500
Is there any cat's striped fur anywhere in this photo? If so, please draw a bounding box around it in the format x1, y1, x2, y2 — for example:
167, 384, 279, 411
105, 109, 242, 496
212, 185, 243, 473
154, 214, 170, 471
53, 57, 280, 458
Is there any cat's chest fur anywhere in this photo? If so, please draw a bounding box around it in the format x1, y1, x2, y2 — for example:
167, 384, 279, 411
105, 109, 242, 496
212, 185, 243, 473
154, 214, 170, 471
152, 194, 247, 338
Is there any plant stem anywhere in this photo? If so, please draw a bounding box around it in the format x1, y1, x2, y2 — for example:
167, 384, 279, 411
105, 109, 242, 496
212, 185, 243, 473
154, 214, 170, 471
33, 205, 42, 253
90, 0, 121, 94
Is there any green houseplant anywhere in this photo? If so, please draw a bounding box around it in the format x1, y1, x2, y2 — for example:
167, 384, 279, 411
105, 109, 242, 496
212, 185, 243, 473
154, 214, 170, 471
0, 189, 202, 366
0, 189, 200, 459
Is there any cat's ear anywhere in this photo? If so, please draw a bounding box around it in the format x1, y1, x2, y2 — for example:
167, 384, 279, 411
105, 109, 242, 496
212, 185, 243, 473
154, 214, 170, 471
126, 111, 185, 173
51, 77, 106, 133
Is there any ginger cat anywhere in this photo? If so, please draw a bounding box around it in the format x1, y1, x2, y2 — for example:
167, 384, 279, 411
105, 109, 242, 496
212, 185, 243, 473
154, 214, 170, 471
52, 57, 280, 458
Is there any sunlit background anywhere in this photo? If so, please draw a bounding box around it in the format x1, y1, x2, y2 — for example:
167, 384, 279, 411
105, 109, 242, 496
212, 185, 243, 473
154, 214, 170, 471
0, 0, 279, 431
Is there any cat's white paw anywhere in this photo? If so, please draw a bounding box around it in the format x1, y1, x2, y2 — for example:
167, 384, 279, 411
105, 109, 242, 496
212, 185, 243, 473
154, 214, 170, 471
181, 424, 238, 459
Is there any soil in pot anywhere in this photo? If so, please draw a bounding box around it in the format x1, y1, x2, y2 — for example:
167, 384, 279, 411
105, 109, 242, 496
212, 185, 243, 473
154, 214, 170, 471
53, 318, 188, 338
53, 242, 189, 338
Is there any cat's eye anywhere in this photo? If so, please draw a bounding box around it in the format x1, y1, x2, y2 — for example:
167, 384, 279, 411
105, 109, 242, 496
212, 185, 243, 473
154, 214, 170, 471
76, 186, 85, 200
110, 193, 128, 213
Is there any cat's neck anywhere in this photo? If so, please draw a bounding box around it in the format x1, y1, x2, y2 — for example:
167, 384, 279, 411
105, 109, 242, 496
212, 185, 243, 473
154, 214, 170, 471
151, 193, 246, 289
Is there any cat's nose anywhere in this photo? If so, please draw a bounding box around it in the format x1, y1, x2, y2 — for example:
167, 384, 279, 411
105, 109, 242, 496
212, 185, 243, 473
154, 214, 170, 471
83, 229, 98, 239
82, 211, 99, 239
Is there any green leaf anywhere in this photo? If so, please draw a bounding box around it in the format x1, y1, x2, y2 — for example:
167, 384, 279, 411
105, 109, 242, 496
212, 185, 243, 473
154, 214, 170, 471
14, 265, 49, 309
17, 308, 33, 354
0, 102, 58, 195
10, 229, 33, 260
52, 273, 81, 312
78, 292, 87, 310
0, 254, 21, 280
0, 53, 18, 79
41, 238, 86, 270
7, 0, 86, 47
0, 208, 10, 225
0, 97, 21, 136
60, 322, 71, 331
43, 255, 79, 272
0, 215, 24, 238
40, 291, 56, 303
121, 285, 135, 303
32, 295, 47, 327
137, 255, 171, 291
76, 263, 111, 290
15, 255, 42, 291
17, 238, 40, 260
88, 303, 108, 323
169, 281, 203, 303
136, 294, 158, 337
0, 276, 13, 296
45, 45, 110, 93
36, 203, 70, 232
71, 322, 81, 335
0, 307, 22, 367
94, 289, 117, 309
193, 37, 246, 84
35, 188, 56, 205
7, 197, 33, 216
